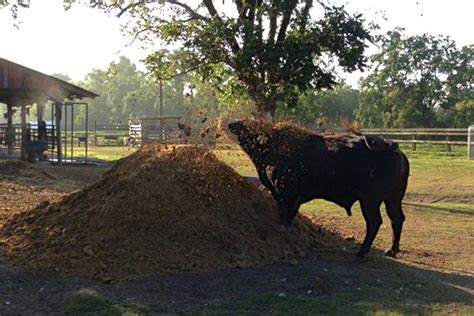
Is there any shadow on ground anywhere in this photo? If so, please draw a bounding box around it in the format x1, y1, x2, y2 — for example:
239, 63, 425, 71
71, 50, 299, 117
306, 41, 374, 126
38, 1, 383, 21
0, 215, 472, 314
403, 201, 473, 216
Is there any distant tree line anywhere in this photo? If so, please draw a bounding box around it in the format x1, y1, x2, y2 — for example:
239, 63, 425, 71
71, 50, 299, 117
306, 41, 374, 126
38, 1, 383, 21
356, 30, 473, 128
68, 31, 472, 129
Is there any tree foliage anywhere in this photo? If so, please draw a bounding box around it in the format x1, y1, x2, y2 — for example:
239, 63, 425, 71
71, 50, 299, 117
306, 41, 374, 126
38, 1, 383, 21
276, 83, 359, 127
62, 0, 371, 117
75, 56, 228, 127
74, 57, 157, 126
356, 30, 473, 128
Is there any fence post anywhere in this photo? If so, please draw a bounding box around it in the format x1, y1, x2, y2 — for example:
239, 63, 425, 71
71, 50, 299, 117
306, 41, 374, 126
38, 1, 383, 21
94, 120, 97, 146
446, 134, 451, 153
412, 133, 416, 151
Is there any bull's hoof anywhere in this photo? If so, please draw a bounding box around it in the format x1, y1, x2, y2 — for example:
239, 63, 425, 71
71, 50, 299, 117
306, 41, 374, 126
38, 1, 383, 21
384, 249, 398, 258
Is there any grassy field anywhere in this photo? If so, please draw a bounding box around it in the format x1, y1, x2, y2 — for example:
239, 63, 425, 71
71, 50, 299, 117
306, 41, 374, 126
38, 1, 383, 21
63, 144, 473, 314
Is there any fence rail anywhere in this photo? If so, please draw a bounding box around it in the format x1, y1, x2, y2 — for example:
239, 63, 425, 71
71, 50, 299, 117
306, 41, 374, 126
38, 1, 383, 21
93, 121, 128, 146
362, 128, 469, 152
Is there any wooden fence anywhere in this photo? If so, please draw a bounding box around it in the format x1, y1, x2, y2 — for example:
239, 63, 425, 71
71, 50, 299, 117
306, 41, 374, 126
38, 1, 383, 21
93, 122, 129, 146
61, 124, 473, 154
362, 128, 468, 152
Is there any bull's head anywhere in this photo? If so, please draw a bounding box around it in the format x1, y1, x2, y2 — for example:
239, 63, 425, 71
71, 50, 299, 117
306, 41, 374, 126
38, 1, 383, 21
228, 120, 271, 151
228, 120, 255, 151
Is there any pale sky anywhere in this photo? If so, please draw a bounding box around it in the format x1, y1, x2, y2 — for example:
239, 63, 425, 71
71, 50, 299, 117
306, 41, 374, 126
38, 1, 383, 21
0, 0, 472, 85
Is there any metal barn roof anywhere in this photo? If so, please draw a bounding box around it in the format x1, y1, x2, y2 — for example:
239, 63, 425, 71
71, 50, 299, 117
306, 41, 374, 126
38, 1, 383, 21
0, 58, 98, 107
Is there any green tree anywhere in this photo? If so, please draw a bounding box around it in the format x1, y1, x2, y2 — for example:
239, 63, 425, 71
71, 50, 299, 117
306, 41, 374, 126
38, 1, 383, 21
146, 49, 253, 120
71, 0, 371, 118
75, 57, 160, 127
356, 30, 473, 128
453, 100, 474, 128
276, 83, 359, 126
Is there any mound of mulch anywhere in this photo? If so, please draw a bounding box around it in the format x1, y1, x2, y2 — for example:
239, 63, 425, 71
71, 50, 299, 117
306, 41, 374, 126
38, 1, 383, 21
0, 145, 327, 280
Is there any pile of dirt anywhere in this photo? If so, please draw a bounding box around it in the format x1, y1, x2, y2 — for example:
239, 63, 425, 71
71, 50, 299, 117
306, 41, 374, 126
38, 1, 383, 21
0, 145, 327, 280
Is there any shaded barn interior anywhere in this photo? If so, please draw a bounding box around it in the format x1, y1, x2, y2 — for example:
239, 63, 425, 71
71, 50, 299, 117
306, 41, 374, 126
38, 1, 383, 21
0, 58, 98, 164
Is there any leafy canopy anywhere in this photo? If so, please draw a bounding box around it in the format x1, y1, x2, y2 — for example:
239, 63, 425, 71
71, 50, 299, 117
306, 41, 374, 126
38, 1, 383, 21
64, 0, 371, 116
356, 30, 474, 128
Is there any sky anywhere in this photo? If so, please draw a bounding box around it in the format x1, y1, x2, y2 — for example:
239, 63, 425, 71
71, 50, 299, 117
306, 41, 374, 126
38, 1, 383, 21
0, 0, 473, 85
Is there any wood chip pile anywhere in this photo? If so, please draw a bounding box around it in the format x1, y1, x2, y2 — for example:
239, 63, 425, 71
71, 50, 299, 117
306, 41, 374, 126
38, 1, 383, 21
0, 145, 325, 280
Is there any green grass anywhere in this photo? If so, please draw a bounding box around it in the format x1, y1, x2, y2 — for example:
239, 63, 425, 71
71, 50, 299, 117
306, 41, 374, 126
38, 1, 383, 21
63, 146, 137, 162
399, 143, 468, 158
219, 291, 474, 315
406, 154, 474, 198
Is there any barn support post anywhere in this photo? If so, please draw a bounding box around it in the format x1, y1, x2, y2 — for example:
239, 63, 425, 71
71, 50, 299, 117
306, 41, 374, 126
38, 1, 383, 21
51, 102, 55, 156
55, 102, 62, 165
159, 80, 165, 141
20, 104, 27, 160
71, 104, 74, 162
37, 102, 44, 123
85, 103, 88, 164
64, 104, 68, 161
6, 103, 13, 155
94, 120, 97, 146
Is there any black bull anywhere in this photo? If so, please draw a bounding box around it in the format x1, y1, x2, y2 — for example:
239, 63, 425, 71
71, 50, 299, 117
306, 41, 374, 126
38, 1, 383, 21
229, 120, 410, 258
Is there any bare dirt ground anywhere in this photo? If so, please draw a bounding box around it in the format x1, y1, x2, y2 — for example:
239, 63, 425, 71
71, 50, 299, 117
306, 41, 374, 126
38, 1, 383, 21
0, 159, 472, 314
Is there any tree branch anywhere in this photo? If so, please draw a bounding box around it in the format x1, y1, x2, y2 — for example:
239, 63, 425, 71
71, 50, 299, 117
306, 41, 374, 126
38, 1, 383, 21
167, 0, 208, 20
158, 61, 216, 81
276, 0, 298, 43
235, 0, 246, 19
299, 0, 313, 31
247, 0, 256, 22
267, 2, 277, 44
202, 0, 240, 54
202, 0, 219, 17
117, 2, 142, 18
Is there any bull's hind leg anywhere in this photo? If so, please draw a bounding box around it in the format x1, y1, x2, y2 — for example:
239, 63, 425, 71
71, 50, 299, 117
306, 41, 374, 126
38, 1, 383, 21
357, 199, 383, 258
384, 198, 406, 257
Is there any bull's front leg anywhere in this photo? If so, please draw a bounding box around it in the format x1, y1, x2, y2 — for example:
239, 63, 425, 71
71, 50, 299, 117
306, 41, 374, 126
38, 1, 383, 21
265, 165, 301, 227
357, 199, 383, 258
256, 166, 276, 194
275, 182, 301, 227
277, 200, 290, 226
